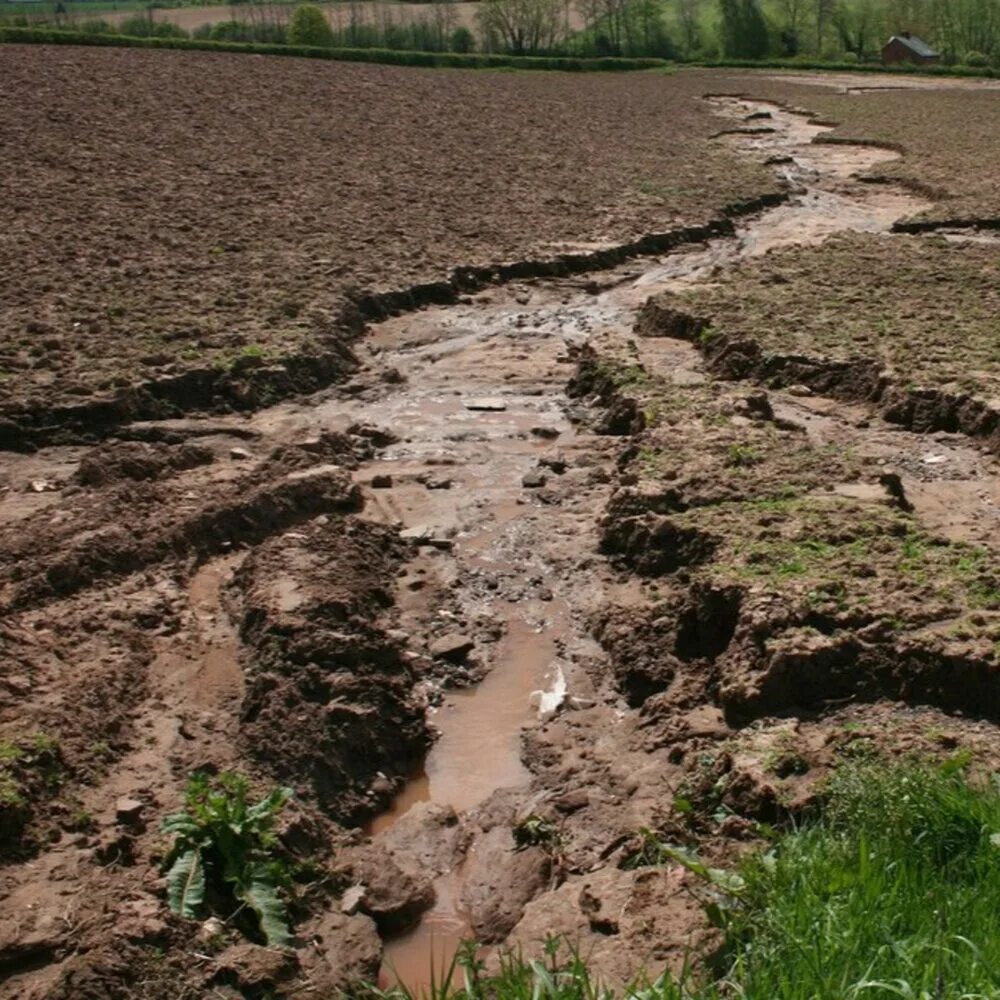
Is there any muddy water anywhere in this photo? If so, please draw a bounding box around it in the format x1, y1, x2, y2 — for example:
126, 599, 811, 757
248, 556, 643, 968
337, 96, 952, 988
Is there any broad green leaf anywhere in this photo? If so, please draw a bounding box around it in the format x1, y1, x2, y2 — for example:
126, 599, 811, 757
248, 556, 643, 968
161, 813, 201, 837
239, 862, 292, 948
247, 786, 293, 824
659, 843, 746, 895
166, 847, 206, 919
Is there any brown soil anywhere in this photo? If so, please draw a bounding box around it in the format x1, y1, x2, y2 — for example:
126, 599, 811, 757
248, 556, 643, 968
639, 230, 1000, 449
4, 61, 1000, 1000
0, 49, 777, 443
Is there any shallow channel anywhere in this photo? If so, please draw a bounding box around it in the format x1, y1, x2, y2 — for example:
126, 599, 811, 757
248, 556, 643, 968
346, 95, 938, 989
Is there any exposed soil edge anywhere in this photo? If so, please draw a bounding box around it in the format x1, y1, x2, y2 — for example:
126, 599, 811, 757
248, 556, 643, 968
0, 200, 790, 453
572, 343, 1000, 732
811, 134, 907, 153
892, 216, 1000, 233
636, 300, 1000, 453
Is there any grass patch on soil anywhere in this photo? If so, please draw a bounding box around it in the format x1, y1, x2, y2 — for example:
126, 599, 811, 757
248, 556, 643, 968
656, 232, 1000, 396
373, 758, 1000, 1000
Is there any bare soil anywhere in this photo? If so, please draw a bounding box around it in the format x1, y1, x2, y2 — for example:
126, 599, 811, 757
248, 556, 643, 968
3, 58, 1000, 1000
0, 49, 776, 441
644, 229, 1000, 395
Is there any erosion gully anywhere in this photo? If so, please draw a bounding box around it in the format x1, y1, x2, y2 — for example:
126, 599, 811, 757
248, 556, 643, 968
328, 96, 999, 985
6, 93, 1000, 995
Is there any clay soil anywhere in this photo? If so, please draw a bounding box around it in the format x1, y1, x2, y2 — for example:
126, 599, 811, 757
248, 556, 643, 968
3, 51, 1000, 1000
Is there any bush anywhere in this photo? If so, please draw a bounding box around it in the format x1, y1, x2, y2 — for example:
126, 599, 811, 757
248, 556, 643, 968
965, 50, 990, 67
449, 25, 475, 53
840, 50, 859, 63
286, 4, 333, 48
77, 18, 112, 34
162, 772, 294, 947
196, 19, 287, 44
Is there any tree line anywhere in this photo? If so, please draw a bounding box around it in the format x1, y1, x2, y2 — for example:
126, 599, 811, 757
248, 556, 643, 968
6, 0, 999, 63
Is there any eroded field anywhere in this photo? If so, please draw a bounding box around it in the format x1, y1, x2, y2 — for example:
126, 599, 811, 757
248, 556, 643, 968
0, 48, 779, 440
2, 52, 1000, 1000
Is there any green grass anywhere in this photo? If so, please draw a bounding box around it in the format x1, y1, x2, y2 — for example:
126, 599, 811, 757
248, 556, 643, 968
710, 757, 1000, 999
367, 758, 1000, 1000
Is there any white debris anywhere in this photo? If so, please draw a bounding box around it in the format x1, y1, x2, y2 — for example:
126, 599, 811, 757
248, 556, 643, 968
529, 664, 567, 721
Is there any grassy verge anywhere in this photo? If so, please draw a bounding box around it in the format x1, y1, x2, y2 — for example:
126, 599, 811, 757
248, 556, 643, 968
0, 27, 670, 70
372, 757, 1000, 1000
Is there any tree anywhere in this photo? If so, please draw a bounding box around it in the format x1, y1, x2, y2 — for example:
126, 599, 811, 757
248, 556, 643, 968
287, 3, 335, 47
719, 0, 771, 57
476, 0, 570, 54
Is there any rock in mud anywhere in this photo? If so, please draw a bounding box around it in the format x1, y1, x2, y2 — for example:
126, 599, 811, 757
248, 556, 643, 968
114, 796, 145, 827
463, 397, 507, 411
337, 843, 435, 933
522, 471, 548, 489
428, 633, 475, 662
298, 911, 381, 993
379, 802, 471, 877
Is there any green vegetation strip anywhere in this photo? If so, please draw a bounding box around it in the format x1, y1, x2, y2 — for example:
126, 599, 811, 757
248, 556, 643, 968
694, 56, 996, 77
0, 27, 670, 71
369, 758, 1000, 1000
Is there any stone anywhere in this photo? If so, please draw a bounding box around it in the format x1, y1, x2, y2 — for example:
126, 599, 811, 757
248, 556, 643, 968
229, 447, 252, 460
530, 426, 560, 439
370, 474, 393, 489
539, 453, 567, 474
341, 884, 366, 915
522, 471, 547, 488
551, 790, 589, 813
464, 397, 507, 411
298, 911, 381, 994
196, 917, 228, 944
115, 797, 145, 827
429, 633, 475, 662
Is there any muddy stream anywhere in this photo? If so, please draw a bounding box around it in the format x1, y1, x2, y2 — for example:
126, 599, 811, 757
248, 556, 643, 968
322, 97, 994, 987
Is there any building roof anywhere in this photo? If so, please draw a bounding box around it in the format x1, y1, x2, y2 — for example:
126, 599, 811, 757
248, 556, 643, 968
887, 34, 938, 57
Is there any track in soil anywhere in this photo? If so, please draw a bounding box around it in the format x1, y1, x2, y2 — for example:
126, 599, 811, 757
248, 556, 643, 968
4, 92, 1000, 998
